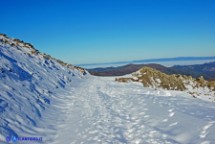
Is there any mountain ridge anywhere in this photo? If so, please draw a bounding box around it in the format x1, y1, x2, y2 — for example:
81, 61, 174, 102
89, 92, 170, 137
88, 62, 215, 80
79, 56, 215, 68
0, 33, 87, 74
0, 33, 88, 142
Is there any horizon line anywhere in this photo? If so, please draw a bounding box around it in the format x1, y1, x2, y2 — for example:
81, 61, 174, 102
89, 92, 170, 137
77, 56, 215, 67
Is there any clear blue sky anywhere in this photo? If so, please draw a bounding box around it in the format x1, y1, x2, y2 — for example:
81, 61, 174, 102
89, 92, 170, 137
1, 0, 215, 64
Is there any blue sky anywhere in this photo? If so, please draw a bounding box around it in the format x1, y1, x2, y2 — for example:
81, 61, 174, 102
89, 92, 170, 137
1, 0, 215, 64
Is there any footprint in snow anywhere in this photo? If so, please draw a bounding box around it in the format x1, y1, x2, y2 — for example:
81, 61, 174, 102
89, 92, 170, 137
169, 122, 178, 127
168, 108, 175, 117
163, 119, 168, 122
200, 122, 214, 139
169, 112, 175, 117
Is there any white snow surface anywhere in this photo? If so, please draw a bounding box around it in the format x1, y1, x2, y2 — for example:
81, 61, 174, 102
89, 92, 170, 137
1, 36, 215, 144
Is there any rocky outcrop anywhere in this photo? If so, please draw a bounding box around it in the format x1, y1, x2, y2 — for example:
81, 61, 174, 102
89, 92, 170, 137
115, 67, 215, 93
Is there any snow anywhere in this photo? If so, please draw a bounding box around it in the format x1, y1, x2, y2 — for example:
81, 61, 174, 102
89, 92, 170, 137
183, 79, 215, 102
1, 35, 215, 144
0, 36, 87, 143
42, 76, 215, 144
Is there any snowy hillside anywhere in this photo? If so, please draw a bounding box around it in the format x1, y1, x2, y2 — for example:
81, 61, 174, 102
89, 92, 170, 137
1, 34, 215, 144
0, 34, 88, 143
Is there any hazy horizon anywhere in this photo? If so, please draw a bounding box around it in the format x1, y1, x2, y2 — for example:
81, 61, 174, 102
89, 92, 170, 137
79, 57, 215, 69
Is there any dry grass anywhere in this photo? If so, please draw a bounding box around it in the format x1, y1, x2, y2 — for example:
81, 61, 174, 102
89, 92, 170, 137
208, 81, 215, 90
115, 66, 215, 91
115, 78, 136, 83
137, 67, 186, 90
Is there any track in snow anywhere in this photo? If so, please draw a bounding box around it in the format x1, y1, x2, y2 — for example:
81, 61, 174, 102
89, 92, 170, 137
44, 76, 215, 144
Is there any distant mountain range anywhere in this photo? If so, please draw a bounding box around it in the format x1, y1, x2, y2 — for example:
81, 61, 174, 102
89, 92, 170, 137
79, 56, 215, 68
88, 61, 215, 80
132, 56, 215, 63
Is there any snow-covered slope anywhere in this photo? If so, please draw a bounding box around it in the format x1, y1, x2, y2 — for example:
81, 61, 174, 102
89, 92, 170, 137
1, 34, 215, 144
0, 34, 88, 143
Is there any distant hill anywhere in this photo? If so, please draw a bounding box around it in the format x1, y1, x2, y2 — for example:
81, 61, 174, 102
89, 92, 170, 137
88, 64, 175, 76
88, 62, 215, 80
171, 62, 215, 80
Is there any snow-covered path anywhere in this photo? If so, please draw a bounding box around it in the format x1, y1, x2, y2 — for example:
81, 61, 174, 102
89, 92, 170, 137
47, 76, 215, 144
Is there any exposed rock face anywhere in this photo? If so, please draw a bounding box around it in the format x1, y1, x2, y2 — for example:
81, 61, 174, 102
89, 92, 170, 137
116, 66, 215, 92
